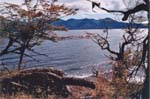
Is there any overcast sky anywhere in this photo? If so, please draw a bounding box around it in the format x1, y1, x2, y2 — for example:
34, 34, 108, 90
0, 0, 142, 20
58, 0, 126, 20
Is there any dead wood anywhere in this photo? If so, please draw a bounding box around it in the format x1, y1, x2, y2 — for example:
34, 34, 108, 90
0, 67, 95, 98
19, 67, 64, 77
63, 77, 95, 89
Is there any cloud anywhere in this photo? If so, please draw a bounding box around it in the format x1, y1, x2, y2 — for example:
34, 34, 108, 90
59, 0, 128, 13
59, 0, 91, 12
58, 0, 125, 19
1, 0, 23, 4
0, 0, 131, 19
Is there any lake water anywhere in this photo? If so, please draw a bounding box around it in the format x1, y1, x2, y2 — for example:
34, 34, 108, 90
0, 29, 147, 77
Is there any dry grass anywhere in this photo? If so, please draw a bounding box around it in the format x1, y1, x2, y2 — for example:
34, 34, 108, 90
95, 75, 114, 99
0, 93, 33, 99
0, 93, 68, 99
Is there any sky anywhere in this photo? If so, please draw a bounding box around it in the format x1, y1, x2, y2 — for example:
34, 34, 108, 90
58, 0, 125, 20
0, 0, 143, 20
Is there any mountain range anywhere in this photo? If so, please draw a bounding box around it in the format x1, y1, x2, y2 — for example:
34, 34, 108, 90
53, 18, 147, 29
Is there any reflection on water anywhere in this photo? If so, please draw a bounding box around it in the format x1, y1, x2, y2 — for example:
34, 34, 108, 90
0, 29, 146, 75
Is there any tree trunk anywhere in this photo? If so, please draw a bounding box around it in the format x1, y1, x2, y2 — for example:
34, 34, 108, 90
142, 36, 149, 98
142, 66, 149, 99
142, 6, 150, 98
18, 47, 25, 70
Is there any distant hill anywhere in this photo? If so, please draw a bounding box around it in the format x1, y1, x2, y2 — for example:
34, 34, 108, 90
53, 18, 147, 29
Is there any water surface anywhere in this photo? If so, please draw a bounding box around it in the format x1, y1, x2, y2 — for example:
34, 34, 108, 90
1, 29, 143, 76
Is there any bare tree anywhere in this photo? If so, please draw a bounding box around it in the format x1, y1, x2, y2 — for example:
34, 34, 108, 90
88, 0, 149, 98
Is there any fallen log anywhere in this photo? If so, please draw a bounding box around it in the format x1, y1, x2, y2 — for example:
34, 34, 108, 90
0, 67, 95, 98
63, 77, 95, 89
0, 72, 66, 97
19, 67, 64, 77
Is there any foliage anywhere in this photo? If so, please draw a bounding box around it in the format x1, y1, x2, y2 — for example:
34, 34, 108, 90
0, 0, 77, 70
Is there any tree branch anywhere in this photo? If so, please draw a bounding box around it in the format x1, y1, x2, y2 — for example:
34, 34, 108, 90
100, 3, 148, 21
122, 4, 148, 21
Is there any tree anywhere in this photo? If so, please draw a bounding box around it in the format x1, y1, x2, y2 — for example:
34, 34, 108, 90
0, 0, 77, 70
88, 0, 149, 98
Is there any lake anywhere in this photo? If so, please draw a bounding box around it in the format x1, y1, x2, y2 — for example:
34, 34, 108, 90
0, 29, 147, 77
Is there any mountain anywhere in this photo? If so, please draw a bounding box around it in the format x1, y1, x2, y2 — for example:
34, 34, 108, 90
52, 18, 147, 29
